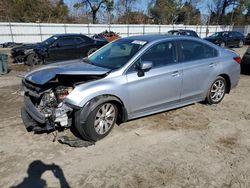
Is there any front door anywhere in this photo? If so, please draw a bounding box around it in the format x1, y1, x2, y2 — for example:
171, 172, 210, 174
126, 40, 182, 118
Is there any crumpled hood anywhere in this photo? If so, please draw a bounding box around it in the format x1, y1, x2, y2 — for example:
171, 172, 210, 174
12, 43, 42, 51
25, 59, 110, 85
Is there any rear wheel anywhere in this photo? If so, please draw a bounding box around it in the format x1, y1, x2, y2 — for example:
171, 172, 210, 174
220, 42, 225, 48
75, 102, 118, 141
206, 76, 226, 104
238, 40, 244, 48
26, 53, 43, 66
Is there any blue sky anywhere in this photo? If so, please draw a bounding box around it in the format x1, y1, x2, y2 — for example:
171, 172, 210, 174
64, 0, 211, 16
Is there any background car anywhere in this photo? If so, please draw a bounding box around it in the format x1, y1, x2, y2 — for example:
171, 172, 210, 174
0, 42, 23, 48
92, 30, 121, 42
11, 34, 108, 66
245, 33, 250, 45
241, 47, 250, 73
204, 31, 245, 48
168, 29, 199, 37
21, 35, 241, 141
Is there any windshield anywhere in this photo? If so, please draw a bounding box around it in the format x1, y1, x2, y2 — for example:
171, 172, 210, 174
41, 36, 58, 46
210, 32, 222, 38
88, 39, 147, 70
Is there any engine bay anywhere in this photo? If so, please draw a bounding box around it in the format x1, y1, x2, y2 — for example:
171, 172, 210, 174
22, 74, 106, 133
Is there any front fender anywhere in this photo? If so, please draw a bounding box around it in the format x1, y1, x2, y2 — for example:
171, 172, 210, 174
76, 95, 128, 125
65, 76, 128, 109
23, 49, 34, 57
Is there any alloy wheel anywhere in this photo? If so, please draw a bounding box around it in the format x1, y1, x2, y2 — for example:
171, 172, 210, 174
31, 54, 42, 65
94, 103, 116, 135
239, 40, 243, 48
210, 80, 225, 103
220, 42, 225, 48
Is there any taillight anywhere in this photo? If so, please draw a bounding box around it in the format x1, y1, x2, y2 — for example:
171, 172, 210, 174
233, 56, 241, 64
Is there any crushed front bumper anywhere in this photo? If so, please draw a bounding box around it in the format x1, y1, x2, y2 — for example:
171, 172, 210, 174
21, 94, 72, 133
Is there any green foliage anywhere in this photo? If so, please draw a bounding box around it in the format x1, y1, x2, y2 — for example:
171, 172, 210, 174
150, 0, 200, 24
209, 0, 250, 25
118, 11, 151, 24
0, 0, 70, 22
150, 0, 179, 24
176, 2, 201, 25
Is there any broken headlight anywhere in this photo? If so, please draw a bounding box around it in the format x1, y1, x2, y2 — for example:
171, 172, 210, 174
55, 86, 73, 102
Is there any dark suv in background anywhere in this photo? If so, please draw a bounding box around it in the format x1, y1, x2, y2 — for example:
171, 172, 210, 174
168, 29, 199, 38
11, 34, 108, 66
204, 31, 245, 48
245, 33, 250, 45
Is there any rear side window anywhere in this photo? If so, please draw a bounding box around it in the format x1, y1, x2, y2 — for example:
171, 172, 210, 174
233, 32, 243, 37
179, 40, 218, 62
74, 37, 85, 44
57, 37, 76, 46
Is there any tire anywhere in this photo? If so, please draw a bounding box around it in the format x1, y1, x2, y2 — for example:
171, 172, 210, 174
220, 42, 225, 48
87, 48, 98, 56
75, 102, 118, 141
206, 76, 227, 105
238, 40, 244, 48
26, 53, 43, 66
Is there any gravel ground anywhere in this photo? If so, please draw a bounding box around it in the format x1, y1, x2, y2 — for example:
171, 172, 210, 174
0, 46, 250, 188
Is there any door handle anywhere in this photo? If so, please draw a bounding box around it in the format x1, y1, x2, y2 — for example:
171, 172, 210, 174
209, 63, 216, 68
171, 71, 179, 77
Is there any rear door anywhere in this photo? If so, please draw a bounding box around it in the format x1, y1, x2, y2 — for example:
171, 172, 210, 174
178, 39, 219, 102
126, 40, 182, 118
226, 32, 235, 46
232, 32, 244, 46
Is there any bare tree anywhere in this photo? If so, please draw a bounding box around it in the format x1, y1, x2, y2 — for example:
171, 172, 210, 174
74, 0, 114, 24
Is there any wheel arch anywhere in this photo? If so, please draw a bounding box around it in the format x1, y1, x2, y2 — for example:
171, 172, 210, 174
218, 73, 231, 93
77, 94, 128, 126
25, 51, 44, 63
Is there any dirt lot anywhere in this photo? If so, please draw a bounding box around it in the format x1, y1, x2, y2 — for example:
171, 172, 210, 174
0, 46, 250, 188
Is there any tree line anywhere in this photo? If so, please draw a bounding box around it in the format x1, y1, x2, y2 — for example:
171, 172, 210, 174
0, 0, 249, 25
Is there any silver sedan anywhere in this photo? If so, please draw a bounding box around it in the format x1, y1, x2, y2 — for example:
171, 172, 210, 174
22, 35, 241, 141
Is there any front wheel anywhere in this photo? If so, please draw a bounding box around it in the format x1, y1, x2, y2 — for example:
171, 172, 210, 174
75, 102, 118, 141
206, 76, 226, 105
26, 53, 43, 66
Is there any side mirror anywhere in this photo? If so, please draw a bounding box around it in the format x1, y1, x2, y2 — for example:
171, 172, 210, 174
137, 61, 153, 77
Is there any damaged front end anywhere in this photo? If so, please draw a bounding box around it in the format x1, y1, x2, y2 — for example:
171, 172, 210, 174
22, 79, 75, 133
21, 61, 110, 133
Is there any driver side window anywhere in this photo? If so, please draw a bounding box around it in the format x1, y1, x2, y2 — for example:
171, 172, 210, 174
127, 41, 177, 73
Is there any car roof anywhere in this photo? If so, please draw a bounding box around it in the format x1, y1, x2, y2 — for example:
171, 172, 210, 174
168, 29, 196, 32
123, 34, 183, 42
52, 33, 87, 38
